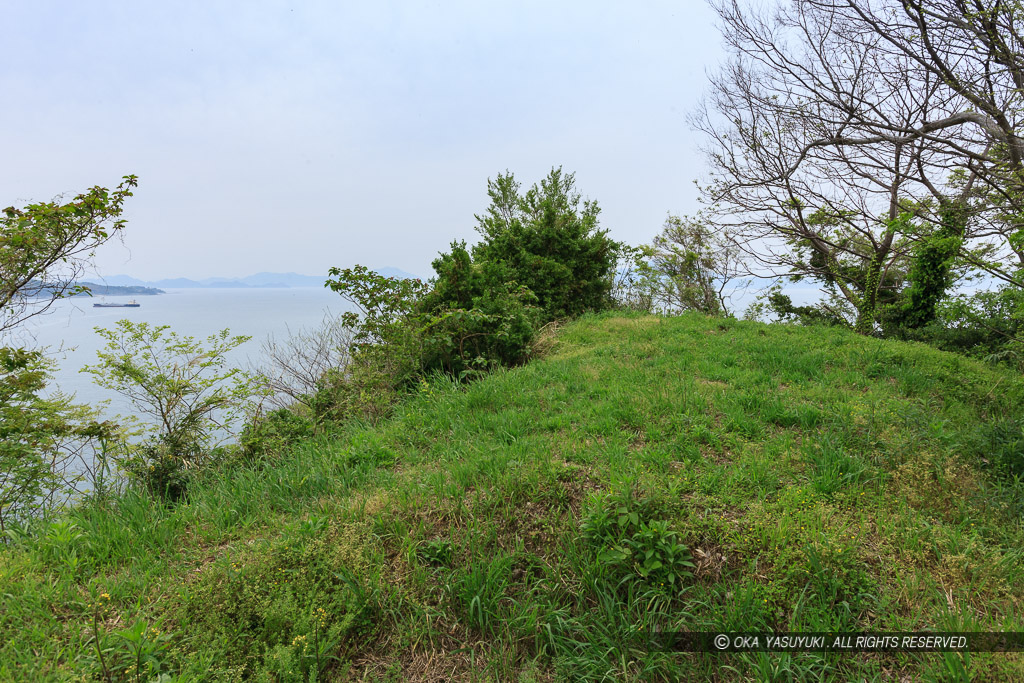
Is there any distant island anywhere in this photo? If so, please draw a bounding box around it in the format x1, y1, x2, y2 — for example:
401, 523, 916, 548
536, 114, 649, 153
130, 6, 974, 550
22, 280, 164, 298
79, 282, 164, 296
21, 270, 421, 300
93, 269, 420, 290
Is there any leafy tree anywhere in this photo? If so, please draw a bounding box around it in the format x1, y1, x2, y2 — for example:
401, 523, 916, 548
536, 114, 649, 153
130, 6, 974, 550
323, 266, 430, 419
420, 167, 616, 372
82, 321, 265, 499
0, 177, 135, 526
609, 244, 656, 313
636, 215, 744, 316
325, 265, 428, 353
830, 0, 1024, 290
471, 168, 620, 319
1, 176, 137, 335
0, 348, 113, 532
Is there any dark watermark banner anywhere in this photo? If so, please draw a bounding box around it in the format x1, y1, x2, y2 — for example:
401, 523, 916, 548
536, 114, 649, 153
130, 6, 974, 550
651, 632, 1024, 652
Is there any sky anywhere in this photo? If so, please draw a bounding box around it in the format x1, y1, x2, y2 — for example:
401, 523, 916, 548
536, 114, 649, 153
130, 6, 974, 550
1, 1, 725, 281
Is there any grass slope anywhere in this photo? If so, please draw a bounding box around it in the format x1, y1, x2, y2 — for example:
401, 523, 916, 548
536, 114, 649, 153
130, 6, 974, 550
3, 313, 1024, 681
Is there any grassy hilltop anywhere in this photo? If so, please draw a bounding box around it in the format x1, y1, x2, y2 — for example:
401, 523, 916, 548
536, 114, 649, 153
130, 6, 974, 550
3, 313, 1024, 681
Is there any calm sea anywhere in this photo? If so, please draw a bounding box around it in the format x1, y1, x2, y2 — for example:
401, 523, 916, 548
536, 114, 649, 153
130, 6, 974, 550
9, 287, 353, 416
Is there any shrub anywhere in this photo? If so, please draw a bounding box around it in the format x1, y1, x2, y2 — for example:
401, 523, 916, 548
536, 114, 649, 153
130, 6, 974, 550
325, 250, 539, 414
471, 167, 620, 319
239, 407, 317, 464
120, 435, 193, 502
419, 241, 540, 376
82, 321, 268, 499
0, 347, 113, 531
905, 285, 1024, 360
319, 168, 617, 418
323, 266, 431, 420
258, 314, 355, 411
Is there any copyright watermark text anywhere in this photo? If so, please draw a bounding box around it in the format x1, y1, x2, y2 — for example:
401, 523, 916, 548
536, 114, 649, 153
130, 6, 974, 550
651, 632, 1024, 652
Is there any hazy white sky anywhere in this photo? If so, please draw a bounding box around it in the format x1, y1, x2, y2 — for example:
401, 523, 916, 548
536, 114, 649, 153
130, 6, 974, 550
1, 1, 724, 280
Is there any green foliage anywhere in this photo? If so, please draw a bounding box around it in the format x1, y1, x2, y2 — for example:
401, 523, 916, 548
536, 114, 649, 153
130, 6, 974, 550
325, 265, 428, 354
0, 347, 111, 531
419, 241, 540, 376
752, 283, 850, 327
634, 214, 740, 315
122, 438, 194, 502
321, 252, 534, 418
322, 266, 430, 420
318, 169, 617, 421
412, 167, 619, 376
890, 285, 1024, 360
581, 490, 694, 592
87, 603, 172, 683
82, 321, 265, 499
186, 531, 381, 680
781, 209, 912, 332
804, 437, 871, 496
0, 177, 135, 528
416, 538, 453, 566
885, 201, 968, 333
239, 407, 318, 464
471, 167, 620, 319
1, 176, 137, 334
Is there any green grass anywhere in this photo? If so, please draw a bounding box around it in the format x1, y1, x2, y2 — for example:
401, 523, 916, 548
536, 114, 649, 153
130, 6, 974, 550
3, 312, 1024, 681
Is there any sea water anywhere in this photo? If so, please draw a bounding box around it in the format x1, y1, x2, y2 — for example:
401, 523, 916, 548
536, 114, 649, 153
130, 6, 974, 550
8, 287, 353, 420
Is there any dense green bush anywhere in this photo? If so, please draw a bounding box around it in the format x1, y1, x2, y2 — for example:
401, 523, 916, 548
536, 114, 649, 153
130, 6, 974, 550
122, 436, 195, 502
419, 242, 540, 376
883, 285, 1024, 361
319, 168, 619, 421
415, 168, 620, 373
470, 167, 620, 319
239, 407, 318, 464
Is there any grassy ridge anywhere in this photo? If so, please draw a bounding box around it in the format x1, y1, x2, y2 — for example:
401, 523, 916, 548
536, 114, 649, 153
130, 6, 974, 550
3, 312, 1024, 681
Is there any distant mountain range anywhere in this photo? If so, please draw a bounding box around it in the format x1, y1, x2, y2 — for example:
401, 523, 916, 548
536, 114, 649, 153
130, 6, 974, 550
93, 269, 421, 290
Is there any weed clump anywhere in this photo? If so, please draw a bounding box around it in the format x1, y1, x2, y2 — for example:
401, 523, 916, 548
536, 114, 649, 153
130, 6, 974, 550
581, 490, 694, 594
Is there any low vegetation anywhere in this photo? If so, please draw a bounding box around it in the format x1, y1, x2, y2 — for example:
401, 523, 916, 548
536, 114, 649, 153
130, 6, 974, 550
7, 1, 1024, 679
3, 313, 1024, 680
